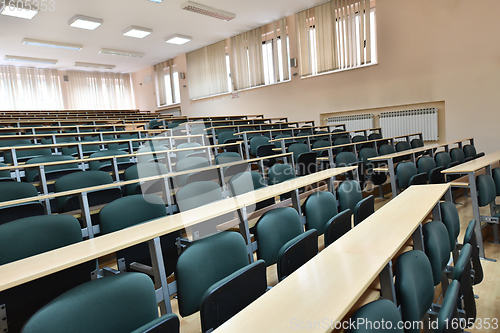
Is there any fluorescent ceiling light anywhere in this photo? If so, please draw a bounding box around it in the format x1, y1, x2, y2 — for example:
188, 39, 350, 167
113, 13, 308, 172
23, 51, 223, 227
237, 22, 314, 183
166, 34, 191, 45
148, 0, 164, 3
22, 38, 82, 50
75, 62, 115, 70
122, 25, 152, 38
68, 14, 103, 30
1, 3, 37, 19
181, 1, 235, 21
5, 55, 57, 64
99, 48, 145, 58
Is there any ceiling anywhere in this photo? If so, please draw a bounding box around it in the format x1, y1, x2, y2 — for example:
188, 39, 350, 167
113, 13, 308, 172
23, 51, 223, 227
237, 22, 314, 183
0, 0, 321, 73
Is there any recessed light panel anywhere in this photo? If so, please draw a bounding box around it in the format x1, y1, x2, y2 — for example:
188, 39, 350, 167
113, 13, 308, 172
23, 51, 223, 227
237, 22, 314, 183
68, 15, 103, 30
166, 34, 191, 45
122, 26, 152, 38
22, 38, 82, 50
1, 4, 38, 19
5, 55, 57, 64
99, 48, 145, 58
181, 1, 235, 21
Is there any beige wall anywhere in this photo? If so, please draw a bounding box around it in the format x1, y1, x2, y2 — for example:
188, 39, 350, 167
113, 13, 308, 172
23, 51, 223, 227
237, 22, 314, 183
131, 0, 500, 153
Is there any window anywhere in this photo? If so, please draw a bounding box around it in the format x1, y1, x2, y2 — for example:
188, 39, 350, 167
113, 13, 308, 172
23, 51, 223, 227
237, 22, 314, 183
230, 17, 290, 91
226, 54, 232, 93
153, 59, 181, 106
297, 0, 377, 77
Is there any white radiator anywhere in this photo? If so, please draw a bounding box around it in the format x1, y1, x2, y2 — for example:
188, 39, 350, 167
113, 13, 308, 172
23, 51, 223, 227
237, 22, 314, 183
326, 114, 374, 132
379, 108, 438, 141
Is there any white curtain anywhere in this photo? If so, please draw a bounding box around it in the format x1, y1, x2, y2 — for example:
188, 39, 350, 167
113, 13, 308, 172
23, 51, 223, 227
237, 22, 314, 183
0, 66, 63, 110
186, 40, 228, 100
231, 27, 265, 90
153, 59, 176, 107
66, 71, 134, 110
296, 0, 372, 77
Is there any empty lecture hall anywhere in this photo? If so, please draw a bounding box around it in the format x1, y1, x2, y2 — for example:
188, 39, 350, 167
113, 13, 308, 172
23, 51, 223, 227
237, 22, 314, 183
0, 0, 499, 332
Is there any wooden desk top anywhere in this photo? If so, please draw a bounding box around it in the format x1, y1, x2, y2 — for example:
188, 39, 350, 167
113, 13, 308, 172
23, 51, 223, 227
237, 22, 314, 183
442, 150, 500, 174
234, 125, 334, 136
0, 166, 355, 292
205, 121, 314, 131
215, 183, 449, 333
269, 127, 383, 143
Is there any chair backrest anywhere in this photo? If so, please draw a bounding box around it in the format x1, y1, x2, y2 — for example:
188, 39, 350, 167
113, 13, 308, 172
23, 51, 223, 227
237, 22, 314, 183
395, 250, 435, 333
423, 221, 451, 286
396, 141, 411, 152
358, 147, 377, 165
463, 220, 484, 285
440, 201, 461, 252
378, 144, 395, 155
88, 150, 130, 171
176, 232, 249, 317
462, 144, 477, 159
411, 138, 424, 148
303, 191, 338, 235
451, 243, 476, 323
217, 130, 237, 144
346, 299, 404, 333
409, 172, 428, 186
54, 170, 116, 212
288, 143, 309, 163
175, 156, 210, 187
277, 229, 318, 281
176, 142, 203, 161
352, 135, 367, 143
124, 162, 169, 195
176, 181, 222, 211
429, 166, 446, 184
435, 152, 452, 168
25, 155, 79, 182
296, 152, 317, 176
335, 151, 357, 167
417, 156, 436, 179
0, 181, 39, 203
435, 280, 461, 333
228, 171, 265, 196
450, 148, 466, 163
368, 132, 382, 140
255, 207, 303, 266
0, 181, 45, 224
324, 209, 352, 247
273, 134, 292, 148
396, 162, 418, 190
215, 152, 242, 165
353, 195, 374, 226
249, 136, 270, 156
337, 180, 363, 213
268, 164, 295, 185
312, 140, 330, 156
333, 137, 350, 153
476, 174, 496, 207
0, 162, 12, 180
492, 167, 500, 196
21, 273, 179, 333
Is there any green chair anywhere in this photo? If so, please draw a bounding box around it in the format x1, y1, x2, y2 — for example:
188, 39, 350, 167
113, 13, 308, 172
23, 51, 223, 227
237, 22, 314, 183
108, 133, 140, 151
0, 181, 45, 225
136, 146, 168, 164
25, 155, 80, 183
148, 118, 163, 129
175, 156, 210, 187
351, 135, 367, 143
0, 162, 13, 181
229, 171, 274, 211
22, 273, 180, 333
346, 299, 404, 333
335, 151, 357, 167
434, 280, 461, 333
3, 144, 52, 164
215, 152, 248, 177
451, 244, 476, 325
177, 232, 266, 333
331, 128, 347, 139
450, 147, 471, 164
288, 143, 309, 163
0, 215, 92, 333
99, 194, 179, 277
417, 156, 436, 180
217, 130, 238, 144
411, 138, 424, 148
475, 174, 500, 242
463, 145, 484, 160
176, 142, 203, 160
273, 134, 292, 149
80, 136, 101, 155
378, 144, 395, 155
337, 180, 363, 214
396, 162, 418, 190
353, 195, 374, 226
423, 221, 451, 286
88, 150, 134, 174
324, 209, 352, 247
396, 141, 411, 152
333, 137, 350, 154
54, 170, 121, 213
255, 207, 318, 281
249, 136, 270, 157
57, 137, 79, 156
368, 132, 383, 141
463, 220, 483, 285
435, 152, 454, 169
312, 140, 330, 157
440, 201, 461, 255
303, 191, 338, 235
124, 162, 169, 196
358, 148, 387, 197
268, 163, 295, 185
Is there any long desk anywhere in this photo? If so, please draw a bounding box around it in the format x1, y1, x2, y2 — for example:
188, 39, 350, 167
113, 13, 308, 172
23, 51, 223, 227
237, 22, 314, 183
0, 166, 356, 315
368, 138, 474, 197
442, 150, 500, 259
214, 183, 451, 333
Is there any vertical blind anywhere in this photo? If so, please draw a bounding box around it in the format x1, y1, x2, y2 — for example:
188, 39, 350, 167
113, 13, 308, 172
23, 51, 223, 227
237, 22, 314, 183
66, 71, 134, 110
296, 0, 372, 77
231, 18, 290, 90
0, 66, 63, 110
186, 40, 229, 100
153, 59, 177, 106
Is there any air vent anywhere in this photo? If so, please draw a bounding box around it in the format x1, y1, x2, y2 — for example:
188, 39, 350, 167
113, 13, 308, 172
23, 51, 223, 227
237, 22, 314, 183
99, 48, 145, 58
181, 1, 235, 21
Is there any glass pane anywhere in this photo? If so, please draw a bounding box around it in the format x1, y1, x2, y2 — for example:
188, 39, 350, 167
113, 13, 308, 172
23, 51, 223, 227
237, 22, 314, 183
164, 74, 173, 105
173, 72, 181, 104
226, 54, 232, 92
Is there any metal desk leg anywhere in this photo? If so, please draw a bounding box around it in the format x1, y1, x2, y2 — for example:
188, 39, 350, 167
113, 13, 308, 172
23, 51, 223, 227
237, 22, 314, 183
380, 261, 397, 305
469, 171, 486, 258
432, 202, 442, 221
236, 206, 255, 263
79, 192, 95, 239
38, 165, 52, 215
243, 133, 250, 159
412, 223, 425, 252
161, 177, 174, 215
388, 159, 398, 197
148, 237, 173, 314
291, 189, 303, 217
10, 148, 21, 182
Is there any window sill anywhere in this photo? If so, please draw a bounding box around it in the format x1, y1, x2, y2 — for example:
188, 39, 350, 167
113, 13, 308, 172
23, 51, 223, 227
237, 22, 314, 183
157, 103, 181, 110
300, 62, 378, 80
190, 79, 291, 101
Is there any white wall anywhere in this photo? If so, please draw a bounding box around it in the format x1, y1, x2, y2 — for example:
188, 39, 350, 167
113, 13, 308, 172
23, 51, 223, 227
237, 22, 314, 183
132, 0, 500, 153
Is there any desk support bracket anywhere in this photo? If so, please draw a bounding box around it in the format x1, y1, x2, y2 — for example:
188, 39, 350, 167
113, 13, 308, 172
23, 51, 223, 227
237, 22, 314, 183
237, 206, 255, 263
149, 237, 173, 315
412, 223, 425, 252
380, 261, 397, 305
